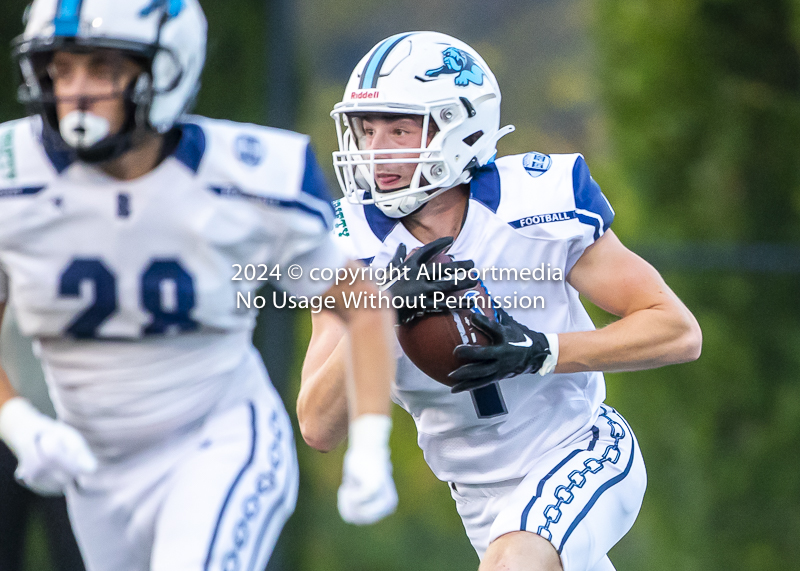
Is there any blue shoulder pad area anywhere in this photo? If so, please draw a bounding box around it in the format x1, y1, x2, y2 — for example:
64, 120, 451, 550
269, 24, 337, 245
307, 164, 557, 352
572, 156, 614, 240
301, 144, 333, 204
174, 123, 206, 173
297, 144, 336, 229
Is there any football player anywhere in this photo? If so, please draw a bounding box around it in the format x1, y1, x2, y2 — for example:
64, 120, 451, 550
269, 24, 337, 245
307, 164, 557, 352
299, 32, 702, 571
0, 2, 398, 570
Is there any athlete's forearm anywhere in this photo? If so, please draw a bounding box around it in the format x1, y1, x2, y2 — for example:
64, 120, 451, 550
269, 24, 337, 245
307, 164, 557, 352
560, 229, 702, 374
298, 334, 350, 452
322, 265, 395, 421
344, 300, 395, 418
298, 273, 396, 452
554, 295, 701, 374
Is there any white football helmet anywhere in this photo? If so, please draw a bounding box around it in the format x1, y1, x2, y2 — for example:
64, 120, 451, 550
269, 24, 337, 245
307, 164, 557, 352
12, 0, 207, 162
331, 31, 514, 218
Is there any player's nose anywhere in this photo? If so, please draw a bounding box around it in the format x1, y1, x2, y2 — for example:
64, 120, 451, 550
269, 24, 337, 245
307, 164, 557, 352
56, 67, 91, 99
56, 68, 114, 106
366, 128, 394, 153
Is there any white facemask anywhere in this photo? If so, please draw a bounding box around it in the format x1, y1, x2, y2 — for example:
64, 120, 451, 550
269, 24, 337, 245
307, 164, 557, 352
59, 110, 111, 149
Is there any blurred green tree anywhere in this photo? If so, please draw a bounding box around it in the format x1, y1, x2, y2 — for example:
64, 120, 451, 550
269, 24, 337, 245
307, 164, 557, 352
593, 1, 800, 570
0, 1, 29, 124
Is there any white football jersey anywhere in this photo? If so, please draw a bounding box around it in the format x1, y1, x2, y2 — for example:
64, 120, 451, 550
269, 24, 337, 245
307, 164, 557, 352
0, 116, 347, 458
333, 152, 615, 484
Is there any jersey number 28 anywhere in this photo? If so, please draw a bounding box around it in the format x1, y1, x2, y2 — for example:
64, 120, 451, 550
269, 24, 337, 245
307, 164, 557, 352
59, 258, 197, 338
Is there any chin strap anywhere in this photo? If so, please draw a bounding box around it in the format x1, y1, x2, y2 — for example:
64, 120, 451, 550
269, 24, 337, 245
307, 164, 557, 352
375, 184, 452, 218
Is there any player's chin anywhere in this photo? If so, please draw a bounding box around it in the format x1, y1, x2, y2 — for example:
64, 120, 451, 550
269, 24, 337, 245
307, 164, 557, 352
374, 176, 408, 192
375, 185, 405, 194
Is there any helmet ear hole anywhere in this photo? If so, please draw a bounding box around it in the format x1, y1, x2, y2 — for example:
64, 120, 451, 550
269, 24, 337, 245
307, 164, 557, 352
151, 49, 183, 93
132, 74, 151, 105
462, 131, 483, 147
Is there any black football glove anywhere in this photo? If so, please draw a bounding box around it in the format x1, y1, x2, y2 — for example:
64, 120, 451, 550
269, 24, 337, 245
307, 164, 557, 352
448, 306, 553, 393
385, 236, 478, 324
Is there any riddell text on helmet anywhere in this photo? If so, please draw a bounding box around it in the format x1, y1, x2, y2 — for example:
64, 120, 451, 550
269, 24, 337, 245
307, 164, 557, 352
350, 91, 380, 99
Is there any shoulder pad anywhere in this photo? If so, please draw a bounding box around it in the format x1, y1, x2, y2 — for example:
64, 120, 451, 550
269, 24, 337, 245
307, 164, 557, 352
469, 153, 574, 217
185, 116, 313, 199
470, 152, 613, 240
493, 153, 612, 231
189, 116, 335, 229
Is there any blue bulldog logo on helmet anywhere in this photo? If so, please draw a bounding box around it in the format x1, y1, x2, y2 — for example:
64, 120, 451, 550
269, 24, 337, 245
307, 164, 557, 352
140, 0, 184, 18
425, 47, 485, 87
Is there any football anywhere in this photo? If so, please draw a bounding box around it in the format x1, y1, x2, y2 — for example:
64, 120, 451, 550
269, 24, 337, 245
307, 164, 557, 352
395, 254, 497, 386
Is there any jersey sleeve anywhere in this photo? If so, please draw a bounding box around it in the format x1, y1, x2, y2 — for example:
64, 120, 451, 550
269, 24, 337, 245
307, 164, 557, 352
565, 155, 615, 273
270, 145, 349, 297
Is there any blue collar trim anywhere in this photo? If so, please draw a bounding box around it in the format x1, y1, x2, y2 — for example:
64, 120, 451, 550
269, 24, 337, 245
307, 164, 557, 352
41, 125, 75, 174
363, 201, 399, 242
469, 163, 501, 213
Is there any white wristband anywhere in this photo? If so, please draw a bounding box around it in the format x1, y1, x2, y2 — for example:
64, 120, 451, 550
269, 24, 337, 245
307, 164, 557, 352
348, 414, 392, 451
538, 333, 559, 376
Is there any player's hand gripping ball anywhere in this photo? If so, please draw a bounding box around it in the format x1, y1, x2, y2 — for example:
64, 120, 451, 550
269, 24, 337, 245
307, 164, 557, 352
384, 236, 478, 325
391, 238, 498, 386
448, 305, 553, 393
